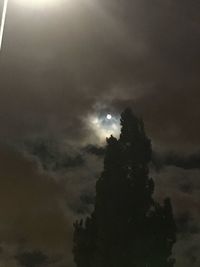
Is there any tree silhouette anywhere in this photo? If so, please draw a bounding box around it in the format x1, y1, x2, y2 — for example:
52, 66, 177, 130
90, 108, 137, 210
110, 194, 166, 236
73, 108, 176, 267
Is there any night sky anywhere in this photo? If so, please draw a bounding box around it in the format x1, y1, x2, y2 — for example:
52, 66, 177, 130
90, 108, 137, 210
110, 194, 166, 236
0, 0, 200, 266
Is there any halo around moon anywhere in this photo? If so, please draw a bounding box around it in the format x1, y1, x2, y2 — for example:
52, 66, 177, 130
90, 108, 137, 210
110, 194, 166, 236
88, 113, 120, 143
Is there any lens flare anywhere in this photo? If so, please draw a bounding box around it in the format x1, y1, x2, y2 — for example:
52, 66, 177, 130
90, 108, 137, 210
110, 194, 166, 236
0, 0, 8, 51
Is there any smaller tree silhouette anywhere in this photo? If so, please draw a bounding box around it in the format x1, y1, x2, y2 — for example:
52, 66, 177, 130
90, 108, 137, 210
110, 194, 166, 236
15, 250, 47, 267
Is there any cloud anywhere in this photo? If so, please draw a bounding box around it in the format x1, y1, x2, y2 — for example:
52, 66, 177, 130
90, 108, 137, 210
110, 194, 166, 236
152, 152, 200, 171
82, 144, 105, 157
23, 138, 85, 172
0, 0, 198, 148
152, 166, 200, 267
0, 145, 75, 266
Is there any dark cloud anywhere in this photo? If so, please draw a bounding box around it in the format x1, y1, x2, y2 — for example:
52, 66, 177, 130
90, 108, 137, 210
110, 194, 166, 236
82, 144, 105, 157
152, 166, 200, 267
0, 145, 75, 266
24, 138, 85, 172
176, 212, 199, 235
152, 152, 200, 171
15, 250, 48, 267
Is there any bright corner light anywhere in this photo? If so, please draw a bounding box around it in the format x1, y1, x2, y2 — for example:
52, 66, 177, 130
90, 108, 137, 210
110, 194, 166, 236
15, 0, 62, 9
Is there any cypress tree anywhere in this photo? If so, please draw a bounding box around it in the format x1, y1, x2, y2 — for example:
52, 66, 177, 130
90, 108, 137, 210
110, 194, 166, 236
73, 108, 176, 267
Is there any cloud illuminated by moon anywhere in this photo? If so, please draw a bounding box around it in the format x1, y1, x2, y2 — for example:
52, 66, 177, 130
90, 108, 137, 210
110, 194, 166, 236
88, 113, 120, 143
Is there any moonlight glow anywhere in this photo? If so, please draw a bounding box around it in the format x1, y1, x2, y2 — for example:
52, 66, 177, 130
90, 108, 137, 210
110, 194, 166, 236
1, 0, 65, 50
15, 0, 63, 9
89, 113, 120, 142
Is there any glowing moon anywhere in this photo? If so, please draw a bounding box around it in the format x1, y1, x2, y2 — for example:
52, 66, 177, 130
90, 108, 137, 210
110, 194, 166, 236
106, 114, 112, 120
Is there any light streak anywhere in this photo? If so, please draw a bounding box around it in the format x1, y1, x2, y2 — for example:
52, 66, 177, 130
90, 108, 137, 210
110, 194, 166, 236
0, 0, 8, 50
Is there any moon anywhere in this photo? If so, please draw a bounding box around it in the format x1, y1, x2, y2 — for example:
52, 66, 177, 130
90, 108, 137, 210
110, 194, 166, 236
106, 114, 112, 120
